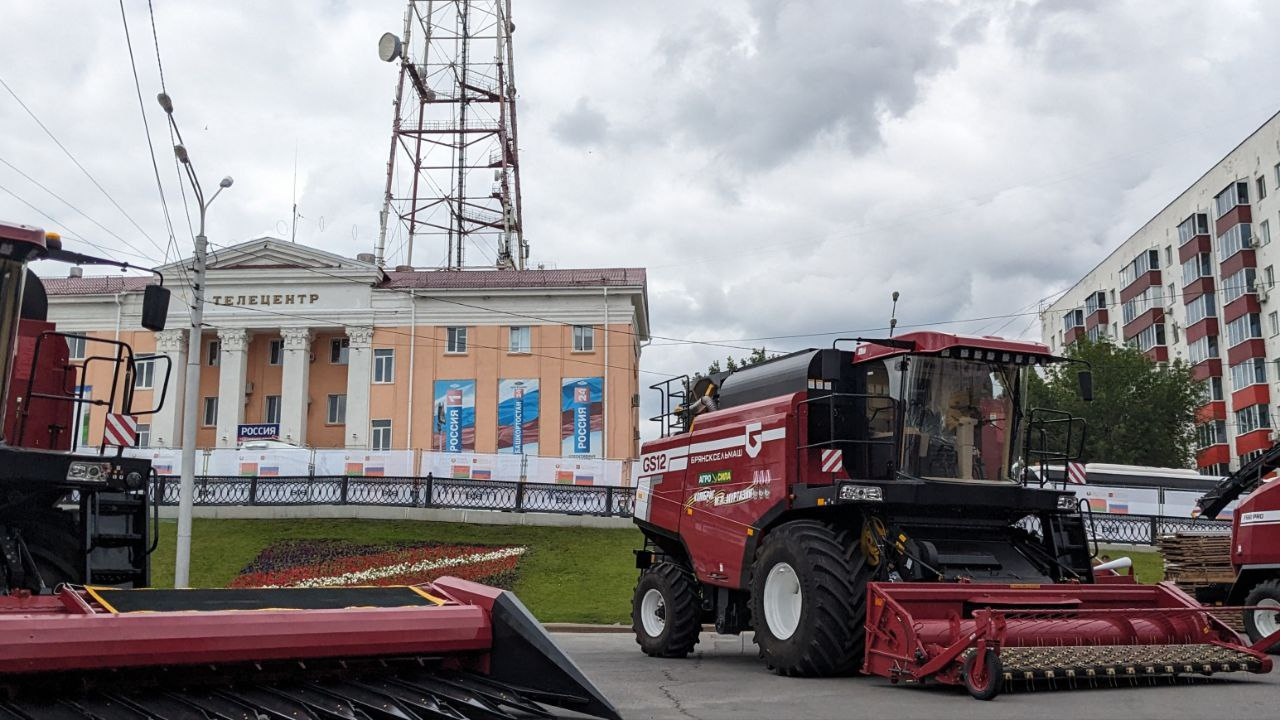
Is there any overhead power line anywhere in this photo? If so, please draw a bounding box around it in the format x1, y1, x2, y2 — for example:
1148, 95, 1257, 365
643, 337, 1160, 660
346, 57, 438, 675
0, 72, 166, 262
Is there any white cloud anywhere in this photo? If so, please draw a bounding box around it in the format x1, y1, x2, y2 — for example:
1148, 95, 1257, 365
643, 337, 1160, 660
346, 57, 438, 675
3, 0, 1280, 436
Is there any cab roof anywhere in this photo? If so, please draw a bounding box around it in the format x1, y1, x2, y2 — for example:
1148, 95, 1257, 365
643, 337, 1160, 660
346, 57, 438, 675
852, 331, 1060, 366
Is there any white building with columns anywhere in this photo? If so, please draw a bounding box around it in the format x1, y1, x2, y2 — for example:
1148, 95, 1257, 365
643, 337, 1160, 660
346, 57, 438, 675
43, 238, 649, 461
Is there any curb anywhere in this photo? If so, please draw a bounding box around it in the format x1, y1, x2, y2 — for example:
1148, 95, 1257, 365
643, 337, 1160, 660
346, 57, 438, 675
545, 623, 719, 634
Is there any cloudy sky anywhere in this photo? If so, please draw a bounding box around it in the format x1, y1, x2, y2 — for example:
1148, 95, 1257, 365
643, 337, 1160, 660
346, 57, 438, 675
4, 0, 1280, 391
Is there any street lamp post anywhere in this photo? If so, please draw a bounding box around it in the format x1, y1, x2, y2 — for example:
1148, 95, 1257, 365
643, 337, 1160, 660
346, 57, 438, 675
158, 92, 232, 588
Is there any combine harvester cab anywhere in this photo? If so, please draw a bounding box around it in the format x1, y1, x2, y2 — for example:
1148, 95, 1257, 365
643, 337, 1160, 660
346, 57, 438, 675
0, 222, 618, 719
632, 332, 1276, 699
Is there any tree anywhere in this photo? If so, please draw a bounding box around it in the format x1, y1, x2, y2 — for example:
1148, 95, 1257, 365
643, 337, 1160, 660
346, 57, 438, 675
707, 347, 775, 377
1026, 338, 1200, 468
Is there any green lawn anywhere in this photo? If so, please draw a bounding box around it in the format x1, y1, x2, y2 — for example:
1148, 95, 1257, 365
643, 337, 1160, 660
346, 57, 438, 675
151, 519, 644, 624
148, 519, 1168, 625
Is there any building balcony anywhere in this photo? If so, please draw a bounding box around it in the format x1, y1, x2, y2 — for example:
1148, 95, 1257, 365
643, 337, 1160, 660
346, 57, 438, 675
1191, 358, 1222, 381
1196, 401, 1226, 423
1196, 443, 1230, 468
1085, 308, 1108, 328
1236, 428, 1273, 457
1226, 338, 1266, 366
1179, 234, 1212, 263
1120, 270, 1160, 302
1122, 307, 1163, 338
1182, 276, 1214, 303
1064, 326, 1085, 345
1231, 384, 1270, 411
1215, 205, 1252, 237
1143, 346, 1168, 362
1185, 317, 1218, 344
1222, 294, 1260, 324
1220, 248, 1257, 278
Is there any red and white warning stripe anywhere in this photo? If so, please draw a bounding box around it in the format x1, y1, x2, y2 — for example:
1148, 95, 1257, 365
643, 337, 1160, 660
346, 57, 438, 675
1067, 461, 1087, 485
104, 413, 139, 447
820, 448, 843, 473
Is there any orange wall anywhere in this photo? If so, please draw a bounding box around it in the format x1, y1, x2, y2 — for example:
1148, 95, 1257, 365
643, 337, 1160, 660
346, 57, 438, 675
72, 321, 642, 459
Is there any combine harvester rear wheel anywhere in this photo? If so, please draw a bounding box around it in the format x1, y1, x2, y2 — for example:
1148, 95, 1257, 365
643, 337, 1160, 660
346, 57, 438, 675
0, 579, 620, 719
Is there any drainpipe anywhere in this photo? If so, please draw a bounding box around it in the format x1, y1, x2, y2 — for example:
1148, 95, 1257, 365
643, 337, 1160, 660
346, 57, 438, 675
114, 291, 125, 341
603, 286, 609, 460
407, 290, 417, 454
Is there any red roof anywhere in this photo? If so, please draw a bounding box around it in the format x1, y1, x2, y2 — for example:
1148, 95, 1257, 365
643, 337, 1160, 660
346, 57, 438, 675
42, 275, 155, 295
382, 267, 646, 290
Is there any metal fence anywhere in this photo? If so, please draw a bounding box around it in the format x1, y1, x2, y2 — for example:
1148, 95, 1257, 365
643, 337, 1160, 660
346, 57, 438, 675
150, 475, 638, 518
1020, 512, 1230, 546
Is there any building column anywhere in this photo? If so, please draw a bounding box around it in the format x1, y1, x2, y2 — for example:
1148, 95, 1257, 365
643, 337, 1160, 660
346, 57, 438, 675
150, 329, 187, 448
280, 327, 312, 446
345, 326, 373, 448
214, 328, 250, 448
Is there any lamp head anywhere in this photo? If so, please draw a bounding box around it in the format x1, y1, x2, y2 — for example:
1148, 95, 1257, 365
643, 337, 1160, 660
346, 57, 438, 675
173, 144, 190, 164
156, 93, 174, 114
219, 176, 234, 188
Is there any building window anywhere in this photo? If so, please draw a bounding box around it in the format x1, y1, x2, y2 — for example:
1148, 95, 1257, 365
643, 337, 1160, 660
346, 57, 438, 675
1119, 248, 1160, 287
1258, 175, 1268, 201
1165, 282, 1175, 306
373, 348, 395, 383
1122, 286, 1158, 324
330, 337, 349, 365
327, 394, 346, 424
1261, 220, 1272, 248
202, 397, 218, 427
371, 419, 392, 451
1164, 245, 1173, 267
1201, 376, 1224, 402
1222, 268, 1257, 304
1111, 321, 1118, 337
509, 326, 531, 353
1131, 323, 1166, 352
1186, 293, 1216, 326
1267, 265, 1276, 290
1177, 213, 1210, 245
1086, 325, 1107, 342
66, 335, 86, 361
134, 356, 156, 390
136, 423, 150, 448
1271, 311, 1280, 337
265, 395, 281, 424
1188, 335, 1218, 365
446, 327, 468, 354
1062, 308, 1084, 331
1085, 291, 1107, 315
207, 340, 220, 367
1215, 180, 1249, 218
1275, 163, 1280, 189
1230, 357, 1268, 390
1226, 313, 1263, 347
573, 325, 595, 352
1196, 420, 1227, 449
1236, 403, 1271, 435
1216, 223, 1253, 262
269, 339, 283, 365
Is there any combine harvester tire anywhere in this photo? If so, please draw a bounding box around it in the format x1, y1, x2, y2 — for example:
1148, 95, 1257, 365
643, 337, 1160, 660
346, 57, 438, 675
632, 562, 701, 658
1244, 578, 1280, 650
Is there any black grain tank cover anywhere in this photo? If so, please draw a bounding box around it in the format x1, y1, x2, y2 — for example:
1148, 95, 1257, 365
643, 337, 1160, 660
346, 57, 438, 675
715, 349, 846, 410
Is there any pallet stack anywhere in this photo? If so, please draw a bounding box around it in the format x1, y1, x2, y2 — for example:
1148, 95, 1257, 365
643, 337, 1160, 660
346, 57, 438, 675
1159, 531, 1244, 633
1160, 531, 1235, 589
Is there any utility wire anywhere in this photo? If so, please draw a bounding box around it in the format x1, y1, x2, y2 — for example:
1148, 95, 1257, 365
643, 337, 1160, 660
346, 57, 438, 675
0, 155, 150, 255
0, 72, 167, 262
0, 180, 155, 262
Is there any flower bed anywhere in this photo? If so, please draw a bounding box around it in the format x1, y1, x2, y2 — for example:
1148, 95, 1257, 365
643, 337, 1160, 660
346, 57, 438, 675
230, 539, 527, 589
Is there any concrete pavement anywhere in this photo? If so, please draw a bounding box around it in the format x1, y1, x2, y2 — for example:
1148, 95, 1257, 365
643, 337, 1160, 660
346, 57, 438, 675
556, 631, 1278, 720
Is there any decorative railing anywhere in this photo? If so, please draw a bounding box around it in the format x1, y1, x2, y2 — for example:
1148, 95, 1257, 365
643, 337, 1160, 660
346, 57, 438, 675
149, 475, 637, 518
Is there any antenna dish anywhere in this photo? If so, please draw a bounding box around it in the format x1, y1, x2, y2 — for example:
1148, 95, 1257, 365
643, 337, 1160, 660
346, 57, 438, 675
377, 32, 402, 62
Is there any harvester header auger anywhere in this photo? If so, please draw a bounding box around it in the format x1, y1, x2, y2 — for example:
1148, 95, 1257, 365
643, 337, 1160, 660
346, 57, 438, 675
630, 332, 1276, 699
0, 579, 620, 719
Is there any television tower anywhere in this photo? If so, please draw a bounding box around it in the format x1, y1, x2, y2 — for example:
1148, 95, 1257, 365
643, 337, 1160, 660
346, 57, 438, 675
375, 0, 526, 270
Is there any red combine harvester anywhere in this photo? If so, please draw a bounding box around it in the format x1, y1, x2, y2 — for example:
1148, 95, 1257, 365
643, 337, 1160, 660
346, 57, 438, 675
1196, 444, 1280, 646
0, 220, 618, 719
631, 335, 1277, 698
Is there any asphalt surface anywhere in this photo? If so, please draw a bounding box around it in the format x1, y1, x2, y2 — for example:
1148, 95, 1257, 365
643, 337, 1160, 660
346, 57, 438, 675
556, 631, 1279, 720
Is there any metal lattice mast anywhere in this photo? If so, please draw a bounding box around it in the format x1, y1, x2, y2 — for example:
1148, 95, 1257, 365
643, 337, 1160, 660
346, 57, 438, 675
376, 0, 525, 270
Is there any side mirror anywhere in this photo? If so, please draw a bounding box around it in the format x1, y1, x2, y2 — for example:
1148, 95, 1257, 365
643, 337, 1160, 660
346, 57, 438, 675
1077, 370, 1093, 402
141, 285, 170, 331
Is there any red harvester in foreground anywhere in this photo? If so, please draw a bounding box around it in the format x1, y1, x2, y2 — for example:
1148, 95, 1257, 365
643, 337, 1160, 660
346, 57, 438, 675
631, 334, 1277, 698
0, 220, 618, 719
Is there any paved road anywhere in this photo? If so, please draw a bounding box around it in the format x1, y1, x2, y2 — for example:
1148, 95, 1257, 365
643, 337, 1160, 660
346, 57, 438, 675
556, 632, 1278, 720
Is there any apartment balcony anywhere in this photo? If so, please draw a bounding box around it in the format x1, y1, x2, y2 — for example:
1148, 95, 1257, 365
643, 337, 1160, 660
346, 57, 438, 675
1236, 428, 1273, 457
1220, 249, 1258, 280
1178, 234, 1212, 263
1227, 338, 1266, 366
1122, 307, 1163, 338
1143, 346, 1168, 362
1191, 358, 1222, 382
1196, 401, 1226, 423
1231, 384, 1270, 411
1222, 294, 1261, 324
1120, 270, 1160, 302
1185, 318, 1218, 344
1215, 205, 1252, 237
1196, 444, 1230, 468
1182, 276, 1214, 303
